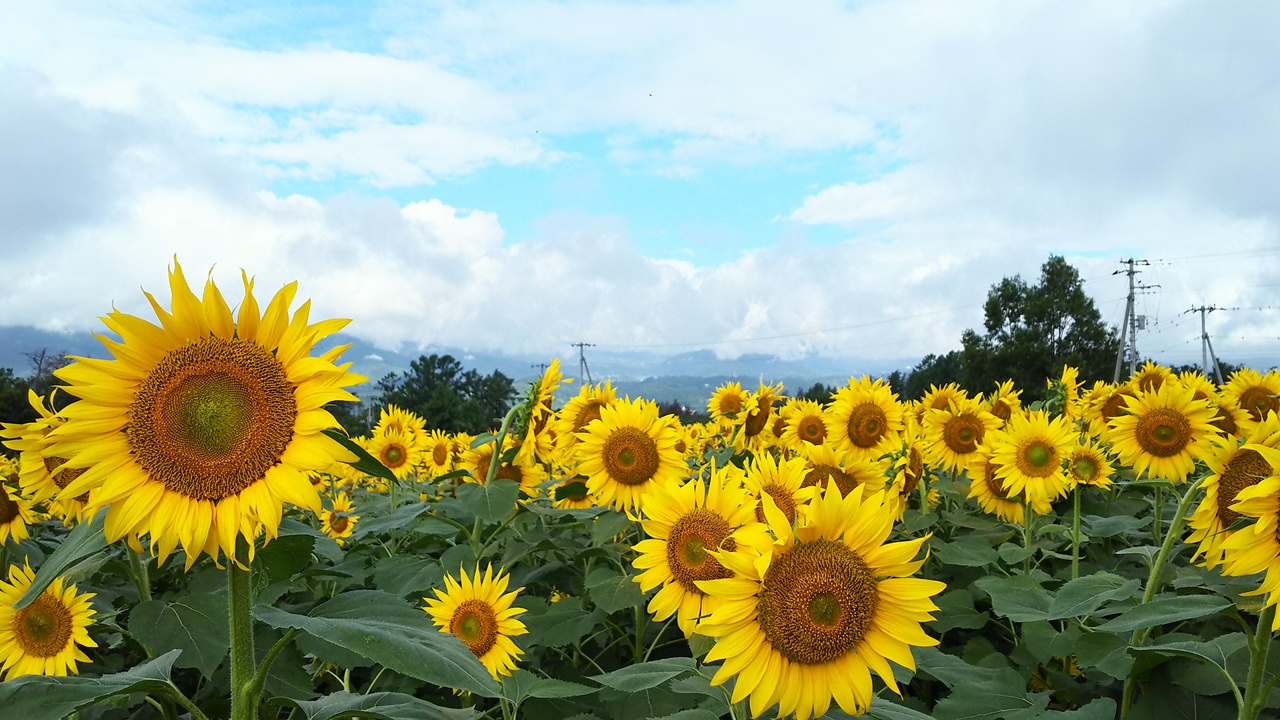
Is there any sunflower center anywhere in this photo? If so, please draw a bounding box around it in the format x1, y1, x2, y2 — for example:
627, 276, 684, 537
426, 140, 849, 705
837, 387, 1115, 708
990, 400, 1013, 424
330, 515, 350, 534
755, 483, 798, 524
758, 539, 878, 665
41, 456, 86, 491
801, 464, 843, 491
902, 447, 924, 495
574, 400, 606, 432
129, 336, 296, 501
1071, 455, 1100, 484
666, 508, 737, 591
744, 397, 774, 438
602, 427, 660, 486
1135, 408, 1193, 458
718, 395, 744, 416
800, 416, 826, 444
450, 599, 498, 658
1100, 393, 1131, 424
432, 445, 449, 466
943, 415, 984, 455
1017, 441, 1058, 478
1211, 407, 1239, 437
382, 444, 407, 468
1216, 449, 1273, 527
985, 463, 1013, 500
0, 490, 18, 524
847, 403, 887, 448
14, 594, 74, 658
1239, 387, 1279, 422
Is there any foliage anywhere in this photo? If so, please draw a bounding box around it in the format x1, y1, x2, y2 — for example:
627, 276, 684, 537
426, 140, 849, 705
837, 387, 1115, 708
902, 351, 965, 400
0, 367, 36, 429
374, 354, 517, 434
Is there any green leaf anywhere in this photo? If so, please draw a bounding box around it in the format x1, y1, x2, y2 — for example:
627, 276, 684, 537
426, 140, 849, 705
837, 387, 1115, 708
934, 537, 999, 567
0, 650, 182, 720
932, 666, 1050, 720
554, 481, 589, 501
866, 697, 936, 720
1093, 594, 1232, 633
1083, 514, 1149, 538
255, 590, 500, 697
1130, 634, 1248, 693
591, 657, 696, 692
455, 479, 520, 523
1074, 631, 1133, 679
931, 589, 989, 632
591, 510, 634, 546
649, 711, 720, 720
975, 574, 1052, 622
374, 555, 445, 598
1040, 698, 1119, 719
354, 501, 439, 539
1047, 572, 1140, 619
256, 532, 317, 585
128, 592, 230, 679
915, 647, 1000, 688
502, 669, 598, 706
15, 509, 107, 609
586, 566, 646, 614
278, 691, 476, 720
997, 542, 1038, 565
323, 427, 397, 482
522, 596, 604, 648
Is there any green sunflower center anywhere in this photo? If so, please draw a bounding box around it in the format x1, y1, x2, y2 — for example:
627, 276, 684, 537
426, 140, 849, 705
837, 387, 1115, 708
666, 509, 736, 591
450, 599, 499, 658
1071, 455, 1100, 484
602, 426, 660, 486
1134, 407, 1193, 458
758, 539, 878, 665
130, 336, 296, 501
14, 594, 74, 658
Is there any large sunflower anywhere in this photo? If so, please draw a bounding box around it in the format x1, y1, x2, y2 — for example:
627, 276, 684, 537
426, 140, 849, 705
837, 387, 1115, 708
825, 377, 904, 462
1217, 445, 1280, 631
1187, 416, 1280, 569
574, 397, 685, 512
0, 562, 98, 679
696, 485, 944, 719
921, 396, 1000, 477
986, 410, 1076, 506
1106, 382, 1222, 483
423, 565, 527, 679
45, 261, 365, 569
632, 472, 770, 636
967, 449, 1051, 525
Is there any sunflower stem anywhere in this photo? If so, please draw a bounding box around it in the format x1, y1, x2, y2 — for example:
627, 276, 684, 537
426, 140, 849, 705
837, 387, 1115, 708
1022, 501, 1034, 574
1120, 473, 1208, 718
127, 546, 152, 603
228, 545, 259, 720
1242, 604, 1276, 720
1152, 485, 1164, 548
484, 406, 522, 487
1071, 485, 1081, 580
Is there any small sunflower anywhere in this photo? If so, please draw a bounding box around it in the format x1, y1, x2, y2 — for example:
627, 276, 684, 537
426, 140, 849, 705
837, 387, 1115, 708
0, 391, 92, 524
421, 429, 455, 479
732, 383, 784, 455
968, 448, 1051, 525
1106, 382, 1222, 483
551, 476, 596, 509
1221, 368, 1280, 434
423, 565, 527, 679
917, 383, 969, 423
886, 422, 930, 519
462, 438, 549, 497
516, 359, 570, 466
1217, 446, 1280, 631
922, 396, 1001, 477
778, 398, 829, 452
320, 492, 360, 546
696, 485, 944, 719
367, 427, 422, 481
0, 562, 98, 679
985, 380, 1023, 427
825, 377, 904, 462
740, 453, 816, 526
44, 261, 365, 568
1129, 360, 1173, 395
708, 382, 749, 421
0, 483, 36, 546
1188, 417, 1280, 569
796, 441, 853, 495
574, 398, 685, 512
986, 410, 1076, 506
1065, 438, 1115, 490
632, 473, 770, 635
1083, 382, 1134, 438
554, 381, 617, 462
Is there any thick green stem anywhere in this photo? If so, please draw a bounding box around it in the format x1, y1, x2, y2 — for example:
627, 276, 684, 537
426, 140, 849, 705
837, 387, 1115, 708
484, 406, 522, 487
1242, 604, 1277, 720
1022, 501, 1034, 574
1120, 474, 1208, 718
228, 553, 259, 720
128, 547, 152, 603
1152, 486, 1164, 547
1071, 486, 1081, 581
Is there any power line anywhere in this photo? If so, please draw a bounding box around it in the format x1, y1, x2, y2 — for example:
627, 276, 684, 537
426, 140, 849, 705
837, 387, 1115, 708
571, 342, 594, 385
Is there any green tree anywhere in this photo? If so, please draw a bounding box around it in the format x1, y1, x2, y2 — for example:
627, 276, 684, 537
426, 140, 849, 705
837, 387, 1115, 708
902, 351, 965, 400
375, 354, 516, 434
0, 367, 36, 429
961, 256, 1120, 400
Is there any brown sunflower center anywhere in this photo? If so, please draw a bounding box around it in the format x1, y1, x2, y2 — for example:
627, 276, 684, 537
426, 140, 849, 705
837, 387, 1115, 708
943, 414, 984, 455
743, 397, 774, 438
801, 464, 845, 493
432, 445, 449, 466
665, 508, 737, 591
1216, 449, 1273, 527
128, 336, 296, 501
798, 415, 826, 444
382, 443, 407, 469
602, 426, 660, 486
574, 400, 606, 432
847, 403, 888, 449
901, 447, 924, 495
758, 539, 878, 665
329, 515, 350, 534
1211, 406, 1239, 437
13, 593, 74, 658
985, 462, 1013, 499
755, 483, 798, 524
450, 599, 499, 658
990, 399, 1013, 424
1134, 407, 1193, 458
1019, 441, 1058, 477
1239, 386, 1279, 422
717, 394, 744, 416
41, 456, 87, 491
0, 489, 19, 524
1100, 393, 1131, 424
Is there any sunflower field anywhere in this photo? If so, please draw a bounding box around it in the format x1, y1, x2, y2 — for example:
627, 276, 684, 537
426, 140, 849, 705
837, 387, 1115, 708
2, 264, 1280, 720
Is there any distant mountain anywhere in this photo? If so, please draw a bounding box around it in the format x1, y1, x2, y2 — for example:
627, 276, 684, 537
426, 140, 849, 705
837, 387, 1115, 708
0, 324, 913, 409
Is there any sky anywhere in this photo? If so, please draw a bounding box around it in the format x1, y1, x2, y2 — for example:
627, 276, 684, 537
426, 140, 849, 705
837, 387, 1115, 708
2, 0, 1279, 374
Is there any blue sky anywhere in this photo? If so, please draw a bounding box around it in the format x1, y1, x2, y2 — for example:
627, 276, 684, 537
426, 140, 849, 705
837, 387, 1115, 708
2, 1, 1279, 371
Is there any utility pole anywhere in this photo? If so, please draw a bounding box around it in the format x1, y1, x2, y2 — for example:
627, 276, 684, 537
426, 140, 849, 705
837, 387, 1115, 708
571, 342, 594, 385
1185, 305, 1234, 384
1113, 258, 1149, 382
531, 362, 549, 376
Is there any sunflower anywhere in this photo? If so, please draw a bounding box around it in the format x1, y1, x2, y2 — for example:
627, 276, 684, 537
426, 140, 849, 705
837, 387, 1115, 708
1187, 416, 1280, 569
921, 396, 1001, 477
967, 448, 1051, 525
554, 381, 617, 463
1065, 438, 1116, 490
1106, 382, 1222, 483
917, 383, 968, 423
421, 429, 455, 479
886, 420, 929, 519
740, 453, 816, 526
461, 438, 548, 497
1081, 381, 1130, 437
1056, 365, 1083, 421
0, 482, 36, 546
0, 562, 98, 679
984, 380, 1023, 427
825, 377, 904, 462
320, 492, 359, 545
777, 399, 829, 452
708, 382, 749, 421
1221, 368, 1280, 434
551, 476, 596, 509
44, 261, 364, 569
986, 410, 1076, 506
423, 565, 527, 679
1129, 360, 1173, 394
1217, 445, 1280, 631
574, 398, 685, 512
696, 484, 944, 719
517, 359, 570, 466
367, 427, 422, 482
732, 383, 784, 455
796, 442, 853, 492
632, 473, 770, 635
0, 391, 93, 524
